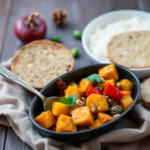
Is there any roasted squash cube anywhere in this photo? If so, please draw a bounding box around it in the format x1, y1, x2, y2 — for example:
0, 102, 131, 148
72, 106, 94, 126
99, 64, 119, 81
118, 79, 133, 91
120, 95, 133, 111
56, 114, 77, 132
97, 112, 113, 124
65, 86, 81, 99
86, 94, 109, 113
121, 91, 131, 96
35, 111, 56, 129
88, 119, 101, 129
79, 78, 93, 93
52, 102, 70, 116
98, 79, 115, 90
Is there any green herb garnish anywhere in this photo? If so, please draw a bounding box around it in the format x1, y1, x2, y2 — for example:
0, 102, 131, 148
87, 74, 101, 83
60, 94, 77, 106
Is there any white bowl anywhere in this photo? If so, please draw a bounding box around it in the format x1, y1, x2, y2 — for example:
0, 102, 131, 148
82, 10, 150, 79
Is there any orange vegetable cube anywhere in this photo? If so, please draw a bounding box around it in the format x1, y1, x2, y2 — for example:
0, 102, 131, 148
121, 91, 131, 96
98, 79, 115, 90
72, 106, 94, 126
56, 114, 77, 132
97, 112, 113, 124
65, 86, 81, 99
89, 119, 101, 129
120, 95, 133, 111
86, 94, 109, 113
99, 64, 119, 81
118, 79, 133, 91
35, 111, 56, 129
79, 78, 93, 93
52, 102, 70, 116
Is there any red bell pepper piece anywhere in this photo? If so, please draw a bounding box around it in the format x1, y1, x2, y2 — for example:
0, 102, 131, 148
103, 83, 124, 102
86, 86, 103, 96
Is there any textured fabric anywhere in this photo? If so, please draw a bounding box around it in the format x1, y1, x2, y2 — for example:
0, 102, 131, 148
0, 59, 150, 150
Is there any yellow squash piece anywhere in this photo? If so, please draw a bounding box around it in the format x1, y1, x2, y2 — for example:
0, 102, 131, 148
56, 114, 77, 132
98, 79, 115, 90
121, 91, 131, 96
99, 64, 119, 81
35, 111, 56, 129
86, 94, 109, 113
52, 102, 70, 116
97, 112, 113, 124
118, 79, 133, 91
89, 119, 101, 129
120, 95, 133, 111
65, 86, 81, 99
72, 106, 94, 126
79, 78, 93, 93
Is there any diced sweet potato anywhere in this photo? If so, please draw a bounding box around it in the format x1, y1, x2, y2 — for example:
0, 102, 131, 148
88, 119, 101, 129
120, 95, 133, 111
52, 102, 70, 116
86, 94, 109, 113
35, 111, 56, 129
97, 112, 113, 124
79, 78, 93, 93
99, 64, 119, 81
121, 91, 131, 96
78, 126, 88, 131
56, 114, 77, 132
72, 106, 94, 126
98, 79, 115, 90
65, 86, 81, 99
118, 79, 133, 91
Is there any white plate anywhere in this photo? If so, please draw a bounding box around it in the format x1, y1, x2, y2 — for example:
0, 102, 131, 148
82, 10, 150, 79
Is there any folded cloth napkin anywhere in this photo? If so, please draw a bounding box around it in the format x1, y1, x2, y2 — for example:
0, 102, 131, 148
0, 59, 150, 150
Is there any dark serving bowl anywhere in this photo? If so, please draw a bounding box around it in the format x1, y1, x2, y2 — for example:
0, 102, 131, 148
29, 64, 140, 144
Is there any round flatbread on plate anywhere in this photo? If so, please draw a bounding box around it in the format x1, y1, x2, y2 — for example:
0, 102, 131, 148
107, 31, 150, 68
11, 40, 74, 90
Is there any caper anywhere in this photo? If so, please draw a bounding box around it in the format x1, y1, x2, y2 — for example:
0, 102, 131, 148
109, 105, 123, 116
107, 98, 114, 106
73, 30, 82, 39
51, 36, 60, 42
71, 48, 79, 57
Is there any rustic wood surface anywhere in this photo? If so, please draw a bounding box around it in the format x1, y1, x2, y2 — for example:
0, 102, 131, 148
0, 0, 149, 149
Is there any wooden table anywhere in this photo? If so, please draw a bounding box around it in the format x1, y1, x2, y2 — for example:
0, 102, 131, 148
0, 0, 149, 149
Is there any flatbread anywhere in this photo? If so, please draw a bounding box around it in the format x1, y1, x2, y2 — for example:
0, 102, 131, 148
11, 40, 74, 90
107, 31, 150, 68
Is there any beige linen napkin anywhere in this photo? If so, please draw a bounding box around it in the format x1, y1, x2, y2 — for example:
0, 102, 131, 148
0, 59, 150, 150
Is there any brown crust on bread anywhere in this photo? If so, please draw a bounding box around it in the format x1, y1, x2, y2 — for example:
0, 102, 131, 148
107, 31, 150, 68
11, 40, 74, 90
141, 77, 150, 106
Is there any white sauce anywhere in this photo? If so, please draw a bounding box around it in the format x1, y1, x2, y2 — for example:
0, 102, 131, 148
88, 17, 150, 63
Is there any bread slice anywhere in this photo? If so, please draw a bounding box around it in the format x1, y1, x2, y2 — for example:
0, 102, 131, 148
141, 77, 150, 106
107, 31, 150, 68
11, 40, 74, 90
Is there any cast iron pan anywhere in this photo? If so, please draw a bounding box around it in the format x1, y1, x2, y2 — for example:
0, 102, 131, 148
29, 64, 140, 144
